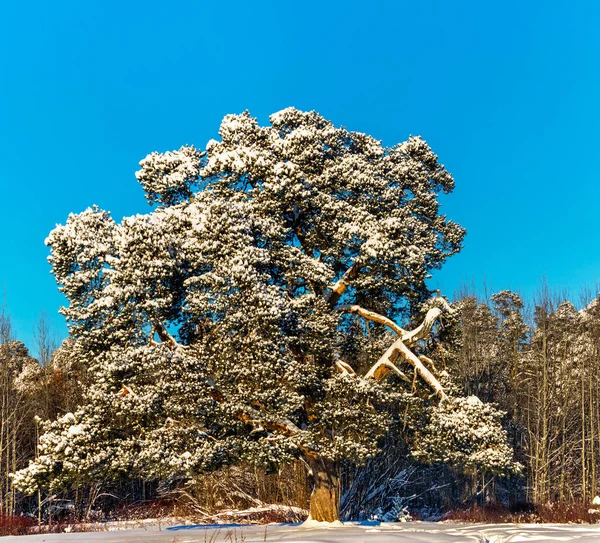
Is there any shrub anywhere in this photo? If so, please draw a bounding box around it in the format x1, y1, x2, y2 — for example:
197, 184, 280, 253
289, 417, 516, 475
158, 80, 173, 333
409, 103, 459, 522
0, 515, 35, 536
446, 502, 600, 524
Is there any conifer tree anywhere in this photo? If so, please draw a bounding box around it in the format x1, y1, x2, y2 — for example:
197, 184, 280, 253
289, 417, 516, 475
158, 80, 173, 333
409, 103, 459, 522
13, 108, 516, 521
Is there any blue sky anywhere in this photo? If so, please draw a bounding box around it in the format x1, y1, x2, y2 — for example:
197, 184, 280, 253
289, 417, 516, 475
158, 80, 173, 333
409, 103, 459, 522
1, 1, 598, 354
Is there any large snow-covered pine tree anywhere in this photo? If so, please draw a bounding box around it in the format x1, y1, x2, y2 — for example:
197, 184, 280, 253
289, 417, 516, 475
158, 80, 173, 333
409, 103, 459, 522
13, 108, 516, 521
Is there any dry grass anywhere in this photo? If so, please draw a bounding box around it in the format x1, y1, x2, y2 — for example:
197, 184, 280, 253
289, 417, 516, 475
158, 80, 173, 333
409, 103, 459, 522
109, 498, 177, 521
0, 515, 36, 536
166, 462, 310, 520
446, 502, 600, 524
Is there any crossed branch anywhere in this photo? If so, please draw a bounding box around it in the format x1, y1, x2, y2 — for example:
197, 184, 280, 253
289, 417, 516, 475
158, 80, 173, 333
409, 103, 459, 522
335, 297, 453, 399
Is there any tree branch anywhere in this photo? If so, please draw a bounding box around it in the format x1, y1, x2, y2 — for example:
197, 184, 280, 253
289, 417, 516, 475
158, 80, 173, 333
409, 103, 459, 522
152, 321, 185, 350
368, 339, 445, 398
324, 262, 361, 307
203, 377, 302, 437
418, 355, 436, 370
148, 324, 301, 443
336, 304, 407, 335
396, 341, 446, 398
364, 297, 454, 399
364, 360, 411, 383
335, 360, 356, 376
239, 406, 303, 437
401, 297, 455, 346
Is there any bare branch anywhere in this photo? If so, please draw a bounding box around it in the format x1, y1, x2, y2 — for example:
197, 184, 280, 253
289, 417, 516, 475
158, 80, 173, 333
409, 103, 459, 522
419, 355, 436, 370
240, 406, 303, 436
365, 360, 411, 383
370, 337, 446, 398
324, 262, 361, 307
399, 341, 446, 398
336, 304, 407, 335
364, 296, 454, 399
402, 297, 455, 346
152, 321, 185, 350
335, 360, 356, 376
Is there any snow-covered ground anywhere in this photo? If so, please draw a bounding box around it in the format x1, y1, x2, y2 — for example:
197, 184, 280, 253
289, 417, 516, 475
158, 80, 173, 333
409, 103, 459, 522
5, 521, 600, 543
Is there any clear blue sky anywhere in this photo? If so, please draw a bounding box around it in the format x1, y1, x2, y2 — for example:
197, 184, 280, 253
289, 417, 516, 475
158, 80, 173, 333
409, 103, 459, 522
1, 1, 598, 354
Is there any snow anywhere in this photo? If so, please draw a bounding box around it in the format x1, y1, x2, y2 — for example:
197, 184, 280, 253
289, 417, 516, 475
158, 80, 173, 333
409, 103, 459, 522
67, 424, 84, 437
6, 522, 600, 543
301, 518, 345, 528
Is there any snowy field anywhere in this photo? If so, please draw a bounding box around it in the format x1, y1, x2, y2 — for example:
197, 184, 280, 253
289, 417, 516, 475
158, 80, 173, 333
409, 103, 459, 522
5, 521, 600, 543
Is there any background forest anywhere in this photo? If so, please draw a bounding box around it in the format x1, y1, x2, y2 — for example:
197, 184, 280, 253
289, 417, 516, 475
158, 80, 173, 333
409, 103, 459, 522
3, 281, 600, 524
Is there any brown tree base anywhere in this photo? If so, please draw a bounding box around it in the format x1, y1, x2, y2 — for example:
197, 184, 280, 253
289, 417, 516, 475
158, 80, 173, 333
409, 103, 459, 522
307, 457, 340, 522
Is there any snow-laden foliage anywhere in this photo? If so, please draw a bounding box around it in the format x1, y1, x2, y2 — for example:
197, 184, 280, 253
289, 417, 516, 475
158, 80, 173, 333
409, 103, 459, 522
136, 145, 204, 206
413, 394, 521, 476
13, 108, 513, 501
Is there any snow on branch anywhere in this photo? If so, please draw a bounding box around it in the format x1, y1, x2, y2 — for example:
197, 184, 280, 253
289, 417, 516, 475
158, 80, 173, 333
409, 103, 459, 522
395, 341, 446, 398
401, 297, 455, 346
418, 355, 436, 370
367, 339, 445, 398
324, 262, 361, 306
363, 296, 454, 399
335, 359, 357, 376
364, 360, 411, 383
335, 304, 407, 336
240, 405, 303, 437
152, 322, 185, 350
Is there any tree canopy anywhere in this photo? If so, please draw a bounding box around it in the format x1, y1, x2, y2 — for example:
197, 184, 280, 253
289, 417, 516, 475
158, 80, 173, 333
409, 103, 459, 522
13, 108, 516, 521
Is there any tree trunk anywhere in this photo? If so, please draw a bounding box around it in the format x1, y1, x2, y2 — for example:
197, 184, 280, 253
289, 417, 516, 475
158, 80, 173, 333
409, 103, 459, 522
307, 456, 340, 522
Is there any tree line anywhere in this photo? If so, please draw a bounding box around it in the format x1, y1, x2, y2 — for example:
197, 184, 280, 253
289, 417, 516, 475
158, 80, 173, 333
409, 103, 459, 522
446, 282, 600, 506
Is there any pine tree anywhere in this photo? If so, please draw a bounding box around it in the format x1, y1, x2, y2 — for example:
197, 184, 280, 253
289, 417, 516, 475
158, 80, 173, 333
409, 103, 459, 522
12, 108, 516, 521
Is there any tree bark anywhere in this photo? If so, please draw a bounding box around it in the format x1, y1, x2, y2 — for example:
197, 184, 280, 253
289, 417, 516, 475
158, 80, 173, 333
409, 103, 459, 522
307, 456, 340, 522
